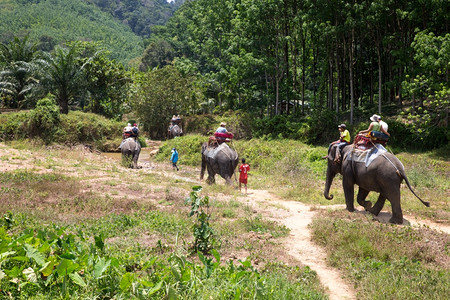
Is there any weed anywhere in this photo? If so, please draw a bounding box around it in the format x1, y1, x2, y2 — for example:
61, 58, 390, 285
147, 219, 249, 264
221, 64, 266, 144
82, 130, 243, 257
185, 186, 216, 254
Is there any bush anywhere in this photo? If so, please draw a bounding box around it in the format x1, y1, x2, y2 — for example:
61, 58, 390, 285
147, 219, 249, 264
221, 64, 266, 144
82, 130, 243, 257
184, 110, 254, 139
28, 96, 61, 144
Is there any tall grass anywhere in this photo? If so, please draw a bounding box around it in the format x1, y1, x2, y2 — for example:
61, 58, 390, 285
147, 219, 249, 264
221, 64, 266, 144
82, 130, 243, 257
310, 212, 449, 299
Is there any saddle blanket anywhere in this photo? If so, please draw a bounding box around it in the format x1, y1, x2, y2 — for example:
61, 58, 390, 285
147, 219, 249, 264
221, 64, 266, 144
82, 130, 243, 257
206, 143, 236, 160
347, 144, 387, 167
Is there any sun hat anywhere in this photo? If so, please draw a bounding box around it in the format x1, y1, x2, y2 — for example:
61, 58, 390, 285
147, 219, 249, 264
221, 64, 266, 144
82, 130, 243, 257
220, 122, 226, 126
127, 123, 131, 126
370, 114, 379, 122
338, 124, 346, 128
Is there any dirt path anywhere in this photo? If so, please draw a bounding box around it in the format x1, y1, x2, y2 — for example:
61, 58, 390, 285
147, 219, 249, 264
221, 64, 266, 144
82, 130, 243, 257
242, 189, 356, 300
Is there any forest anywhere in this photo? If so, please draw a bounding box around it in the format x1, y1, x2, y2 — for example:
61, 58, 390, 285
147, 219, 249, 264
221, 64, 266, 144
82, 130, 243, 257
0, 0, 449, 148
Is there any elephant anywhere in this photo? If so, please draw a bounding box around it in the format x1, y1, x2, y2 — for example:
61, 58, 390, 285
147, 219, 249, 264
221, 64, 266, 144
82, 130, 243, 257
120, 137, 141, 169
323, 144, 430, 224
168, 124, 182, 139
200, 142, 239, 185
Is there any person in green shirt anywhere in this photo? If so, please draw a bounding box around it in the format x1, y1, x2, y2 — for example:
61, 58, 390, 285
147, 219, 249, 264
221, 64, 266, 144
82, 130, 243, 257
323, 123, 351, 163
358, 114, 390, 141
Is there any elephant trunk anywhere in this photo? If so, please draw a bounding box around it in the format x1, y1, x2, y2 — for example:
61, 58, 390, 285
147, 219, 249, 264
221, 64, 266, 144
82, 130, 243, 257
324, 165, 336, 200
200, 144, 207, 180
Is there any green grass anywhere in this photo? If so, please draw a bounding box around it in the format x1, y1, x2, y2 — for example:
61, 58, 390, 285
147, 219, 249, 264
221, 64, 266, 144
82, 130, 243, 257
310, 212, 449, 299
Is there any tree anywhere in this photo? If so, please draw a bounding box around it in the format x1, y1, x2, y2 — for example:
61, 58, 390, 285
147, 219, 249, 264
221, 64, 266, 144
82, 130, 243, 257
133, 65, 202, 138
0, 36, 41, 108
39, 43, 95, 114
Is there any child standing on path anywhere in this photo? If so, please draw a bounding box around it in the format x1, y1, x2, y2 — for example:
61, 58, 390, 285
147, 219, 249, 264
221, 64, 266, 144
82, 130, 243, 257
170, 148, 179, 171
239, 158, 250, 193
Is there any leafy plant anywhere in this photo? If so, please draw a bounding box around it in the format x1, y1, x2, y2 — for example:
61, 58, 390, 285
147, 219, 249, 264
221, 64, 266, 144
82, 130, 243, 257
185, 186, 215, 254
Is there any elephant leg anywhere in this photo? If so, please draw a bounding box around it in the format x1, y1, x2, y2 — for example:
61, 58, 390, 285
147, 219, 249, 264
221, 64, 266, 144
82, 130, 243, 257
343, 180, 355, 212
369, 195, 386, 216
224, 176, 233, 185
356, 188, 372, 211
206, 167, 215, 185
388, 191, 403, 224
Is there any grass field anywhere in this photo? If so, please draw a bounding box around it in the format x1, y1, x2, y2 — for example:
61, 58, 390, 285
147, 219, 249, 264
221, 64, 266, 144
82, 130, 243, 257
0, 136, 448, 299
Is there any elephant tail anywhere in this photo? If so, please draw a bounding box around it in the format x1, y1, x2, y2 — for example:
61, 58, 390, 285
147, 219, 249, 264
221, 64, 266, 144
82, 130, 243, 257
401, 171, 430, 207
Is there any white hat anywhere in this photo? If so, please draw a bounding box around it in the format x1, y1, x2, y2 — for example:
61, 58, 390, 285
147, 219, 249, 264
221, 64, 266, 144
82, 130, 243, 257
127, 123, 131, 126
370, 114, 380, 122
220, 122, 226, 126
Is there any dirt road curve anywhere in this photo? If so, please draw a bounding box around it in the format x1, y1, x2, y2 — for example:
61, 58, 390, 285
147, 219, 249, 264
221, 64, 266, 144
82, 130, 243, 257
243, 189, 356, 300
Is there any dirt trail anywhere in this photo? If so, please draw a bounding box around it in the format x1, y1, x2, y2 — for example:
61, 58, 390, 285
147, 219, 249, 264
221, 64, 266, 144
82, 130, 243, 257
242, 189, 356, 300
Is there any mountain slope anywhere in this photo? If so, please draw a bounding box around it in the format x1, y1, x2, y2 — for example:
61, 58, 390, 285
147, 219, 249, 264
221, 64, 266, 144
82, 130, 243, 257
0, 0, 144, 64
87, 0, 184, 37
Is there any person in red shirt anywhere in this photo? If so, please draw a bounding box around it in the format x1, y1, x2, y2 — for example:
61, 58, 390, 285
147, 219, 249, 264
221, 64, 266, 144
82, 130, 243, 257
238, 158, 250, 193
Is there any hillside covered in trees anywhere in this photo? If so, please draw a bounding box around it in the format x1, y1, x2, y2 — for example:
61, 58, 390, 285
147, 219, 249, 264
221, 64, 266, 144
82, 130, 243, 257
0, 0, 448, 149
0, 0, 182, 63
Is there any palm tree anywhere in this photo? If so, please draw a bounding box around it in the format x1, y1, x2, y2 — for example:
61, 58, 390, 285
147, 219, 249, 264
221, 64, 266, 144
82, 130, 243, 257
39, 43, 95, 114
0, 36, 41, 108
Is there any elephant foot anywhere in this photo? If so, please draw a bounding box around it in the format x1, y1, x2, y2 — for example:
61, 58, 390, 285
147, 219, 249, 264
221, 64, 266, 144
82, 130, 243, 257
368, 207, 381, 216
363, 201, 372, 211
346, 206, 355, 212
389, 216, 403, 225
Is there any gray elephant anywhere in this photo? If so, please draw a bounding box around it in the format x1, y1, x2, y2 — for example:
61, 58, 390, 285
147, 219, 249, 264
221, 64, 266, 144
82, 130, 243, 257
200, 142, 239, 185
168, 124, 182, 139
324, 144, 429, 224
120, 138, 141, 169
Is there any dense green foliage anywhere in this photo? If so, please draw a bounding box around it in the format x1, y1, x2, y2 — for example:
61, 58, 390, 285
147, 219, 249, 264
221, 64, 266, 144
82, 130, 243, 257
133, 65, 203, 138
87, 0, 183, 38
0, 222, 325, 299
0, 110, 123, 149
0, 0, 143, 64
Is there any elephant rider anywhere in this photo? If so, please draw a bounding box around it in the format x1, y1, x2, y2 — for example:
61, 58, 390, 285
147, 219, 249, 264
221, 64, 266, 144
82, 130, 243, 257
358, 114, 390, 142
326, 123, 350, 163
214, 122, 233, 143
130, 123, 139, 138
122, 123, 133, 139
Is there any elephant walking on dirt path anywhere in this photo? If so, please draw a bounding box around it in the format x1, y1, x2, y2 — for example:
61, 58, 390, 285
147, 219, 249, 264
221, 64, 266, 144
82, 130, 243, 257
200, 142, 239, 185
324, 144, 430, 224
120, 138, 141, 169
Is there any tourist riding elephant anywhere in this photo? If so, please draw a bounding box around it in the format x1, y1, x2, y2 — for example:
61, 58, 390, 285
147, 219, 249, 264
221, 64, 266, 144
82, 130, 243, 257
120, 138, 141, 169
168, 124, 182, 139
323, 144, 429, 224
200, 142, 239, 185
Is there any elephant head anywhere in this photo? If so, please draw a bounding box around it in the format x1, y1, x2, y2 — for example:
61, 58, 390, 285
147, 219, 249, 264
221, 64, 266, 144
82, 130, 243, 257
323, 144, 345, 200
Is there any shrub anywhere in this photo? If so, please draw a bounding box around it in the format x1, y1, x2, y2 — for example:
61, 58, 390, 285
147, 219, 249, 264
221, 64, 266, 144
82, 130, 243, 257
28, 95, 61, 143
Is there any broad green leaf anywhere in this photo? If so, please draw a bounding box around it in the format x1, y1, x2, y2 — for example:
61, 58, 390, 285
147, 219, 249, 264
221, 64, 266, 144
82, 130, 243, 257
23, 267, 37, 282
168, 285, 177, 300
0, 251, 16, 261
93, 258, 111, 279
69, 272, 87, 287
39, 261, 54, 277
56, 259, 78, 277
12, 256, 28, 262
211, 249, 220, 263
120, 272, 135, 291
147, 280, 163, 296
24, 244, 45, 266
